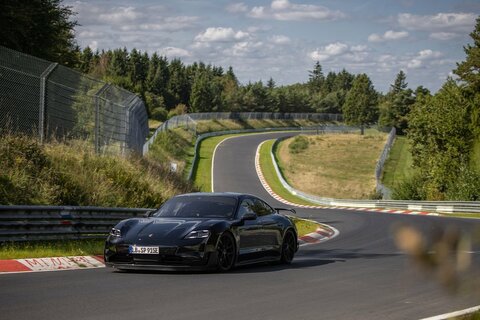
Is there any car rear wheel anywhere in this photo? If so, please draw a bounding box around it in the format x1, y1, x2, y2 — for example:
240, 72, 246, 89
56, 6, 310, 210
216, 233, 236, 272
280, 230, 296, 264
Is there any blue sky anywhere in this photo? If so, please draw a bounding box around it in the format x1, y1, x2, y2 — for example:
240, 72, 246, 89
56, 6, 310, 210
67, 0, 479, 93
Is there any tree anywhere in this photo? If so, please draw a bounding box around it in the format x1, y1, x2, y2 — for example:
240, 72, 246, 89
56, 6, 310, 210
343, 74, 378, 133
308, 61, 324, 92
454, 16, 480, 91
378, 71, 415, 134
407, 79, 473, 199
0, 0, 79, 66
453, 15, 480, 137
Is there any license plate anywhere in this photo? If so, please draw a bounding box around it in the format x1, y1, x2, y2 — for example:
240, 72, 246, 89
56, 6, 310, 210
129, 245, 159, 255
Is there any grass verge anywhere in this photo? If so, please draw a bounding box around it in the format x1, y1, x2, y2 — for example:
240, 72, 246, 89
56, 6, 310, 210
0, 135, 194, 207
0, 239, 104, 260
382, 136, 414, 190
193, 134, 239, 191
440, 213, 480, 219
287, 216, 320, 236
276, 132, 387, 199
259, 140, 318, 206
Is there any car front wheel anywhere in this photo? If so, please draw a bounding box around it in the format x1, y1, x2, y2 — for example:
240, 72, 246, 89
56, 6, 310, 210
216, 233, 236, 272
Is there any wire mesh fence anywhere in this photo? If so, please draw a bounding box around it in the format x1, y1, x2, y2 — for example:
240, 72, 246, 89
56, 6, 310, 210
0, 46, 149, 155
375, 127, 396, 199
143, 112, 343, 154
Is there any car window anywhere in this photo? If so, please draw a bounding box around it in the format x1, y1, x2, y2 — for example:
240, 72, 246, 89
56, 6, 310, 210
237, 199, 255, 218
153, 196, 237, 218
252, 199, 274, 216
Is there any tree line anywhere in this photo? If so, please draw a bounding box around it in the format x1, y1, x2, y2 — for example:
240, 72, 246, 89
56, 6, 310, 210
1, 1, 479, 200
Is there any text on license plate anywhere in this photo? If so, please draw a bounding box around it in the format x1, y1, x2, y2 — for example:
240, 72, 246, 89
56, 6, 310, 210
129, 246, 159, 254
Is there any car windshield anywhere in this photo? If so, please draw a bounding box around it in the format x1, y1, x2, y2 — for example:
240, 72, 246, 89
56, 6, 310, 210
153, 196, 238, 219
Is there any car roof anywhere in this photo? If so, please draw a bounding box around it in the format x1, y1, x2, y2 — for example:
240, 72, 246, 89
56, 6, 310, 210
175, 192, 256, 200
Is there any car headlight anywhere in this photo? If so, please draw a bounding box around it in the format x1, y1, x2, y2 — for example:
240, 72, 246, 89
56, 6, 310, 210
110, 227, 121, 237
185, 230, 210, 239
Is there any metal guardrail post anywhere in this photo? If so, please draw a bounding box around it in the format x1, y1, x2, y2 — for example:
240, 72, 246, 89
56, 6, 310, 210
93, 84, 110, 154
38, 63, 58, 143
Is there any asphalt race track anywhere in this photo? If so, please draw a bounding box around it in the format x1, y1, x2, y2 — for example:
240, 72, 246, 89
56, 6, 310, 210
1, 132, 479, 320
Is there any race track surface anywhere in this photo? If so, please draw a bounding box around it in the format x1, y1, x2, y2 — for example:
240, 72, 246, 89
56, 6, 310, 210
1, 132, 479, 320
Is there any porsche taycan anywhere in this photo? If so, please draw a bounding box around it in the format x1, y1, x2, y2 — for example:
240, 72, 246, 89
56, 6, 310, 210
104, 192, 299, 272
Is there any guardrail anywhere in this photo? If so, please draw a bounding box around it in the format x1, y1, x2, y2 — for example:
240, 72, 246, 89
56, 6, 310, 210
269, 139, 480, 214
0, 205, 151, 242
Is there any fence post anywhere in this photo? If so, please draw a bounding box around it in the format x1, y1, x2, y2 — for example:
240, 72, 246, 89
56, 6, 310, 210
38, 63, 58, 143
94, 84, 110, 154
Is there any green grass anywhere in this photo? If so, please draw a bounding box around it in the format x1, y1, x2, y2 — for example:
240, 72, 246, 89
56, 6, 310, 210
193, 134, 239, 192
0, 239, 104, 259
259, 140, 318, 206
288, 216, 320, 236
440, 213, 480, 219
382, 136, 414, 189
0, 134, 194, 207
275, 132, 387, 199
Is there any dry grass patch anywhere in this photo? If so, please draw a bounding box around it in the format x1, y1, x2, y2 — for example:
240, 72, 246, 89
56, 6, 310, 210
276, 132, 387, 199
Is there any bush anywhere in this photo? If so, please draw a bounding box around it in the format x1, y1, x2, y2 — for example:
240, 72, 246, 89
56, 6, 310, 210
288, 135, 309, 154
0, 134, 195, 206
392, 174, 427, 200
446, 166, 480, 201
151, 107, 168, 121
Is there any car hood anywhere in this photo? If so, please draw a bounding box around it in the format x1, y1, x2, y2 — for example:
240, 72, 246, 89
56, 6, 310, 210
118, 217, 224, 244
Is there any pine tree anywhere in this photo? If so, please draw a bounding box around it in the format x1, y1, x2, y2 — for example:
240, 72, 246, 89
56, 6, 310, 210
308, 61, 324, 91
379, 70, 414, 134
454, 16, 480, 91
343, 74, 378, 133
0, 0, 79, 66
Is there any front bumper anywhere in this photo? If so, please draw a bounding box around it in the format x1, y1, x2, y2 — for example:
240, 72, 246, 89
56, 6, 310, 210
104, 241, 219, 271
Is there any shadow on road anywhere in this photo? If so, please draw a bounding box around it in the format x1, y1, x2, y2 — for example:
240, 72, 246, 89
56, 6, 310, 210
298, 248, 401, 260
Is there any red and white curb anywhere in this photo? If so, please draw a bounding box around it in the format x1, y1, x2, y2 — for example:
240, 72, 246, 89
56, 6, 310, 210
298, 224, 340, 246
0, 255, 105, 274
254, 142, 438, 217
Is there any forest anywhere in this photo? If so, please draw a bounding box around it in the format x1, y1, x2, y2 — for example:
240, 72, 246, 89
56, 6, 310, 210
0, 0, 479, 201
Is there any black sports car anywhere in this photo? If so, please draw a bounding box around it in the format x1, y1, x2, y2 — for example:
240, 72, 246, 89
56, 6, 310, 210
104, 192, 299, 272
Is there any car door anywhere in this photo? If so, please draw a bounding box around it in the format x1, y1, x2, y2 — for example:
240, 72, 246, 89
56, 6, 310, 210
252, 198, 283, 258
236, 198, 264, 262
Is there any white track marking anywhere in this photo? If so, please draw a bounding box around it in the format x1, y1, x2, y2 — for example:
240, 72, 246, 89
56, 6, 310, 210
419, 305, 480, 320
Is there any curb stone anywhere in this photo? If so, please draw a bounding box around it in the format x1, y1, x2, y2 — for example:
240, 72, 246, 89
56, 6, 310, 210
0, 255, 105, 274
254, 142, 438, 217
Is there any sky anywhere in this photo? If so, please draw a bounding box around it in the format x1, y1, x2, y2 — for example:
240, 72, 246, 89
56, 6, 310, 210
66, 0, 480, 93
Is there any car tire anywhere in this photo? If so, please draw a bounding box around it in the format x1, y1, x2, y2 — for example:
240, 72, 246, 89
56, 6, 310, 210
216, 233, 236, 272
280, 230, 296, 264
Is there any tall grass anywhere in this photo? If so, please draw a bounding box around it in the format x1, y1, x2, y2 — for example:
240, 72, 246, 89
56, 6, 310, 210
0, 135, 195, 207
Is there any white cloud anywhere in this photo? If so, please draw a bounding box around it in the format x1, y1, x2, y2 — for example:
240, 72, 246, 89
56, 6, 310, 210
88, 40, 98, 52
309, 42, 358, 62
98, 7, 142, 24
407, 49, 443, 69
194, 27, 250, 42
418, 49, 442, 59
226, 3, 248, 13
271, 0, 290, 10
160, 47, 191, 58
398, 12, 476, 32
248, 0, 345, 21
368, 30, 409, 42
269, 35, 291, 45
429, 32, 458, 41
225, 41, 264, 57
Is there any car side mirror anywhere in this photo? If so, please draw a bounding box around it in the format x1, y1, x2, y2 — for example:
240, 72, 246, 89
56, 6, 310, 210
242, 212, 257, 221
144, 210, 154, 218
